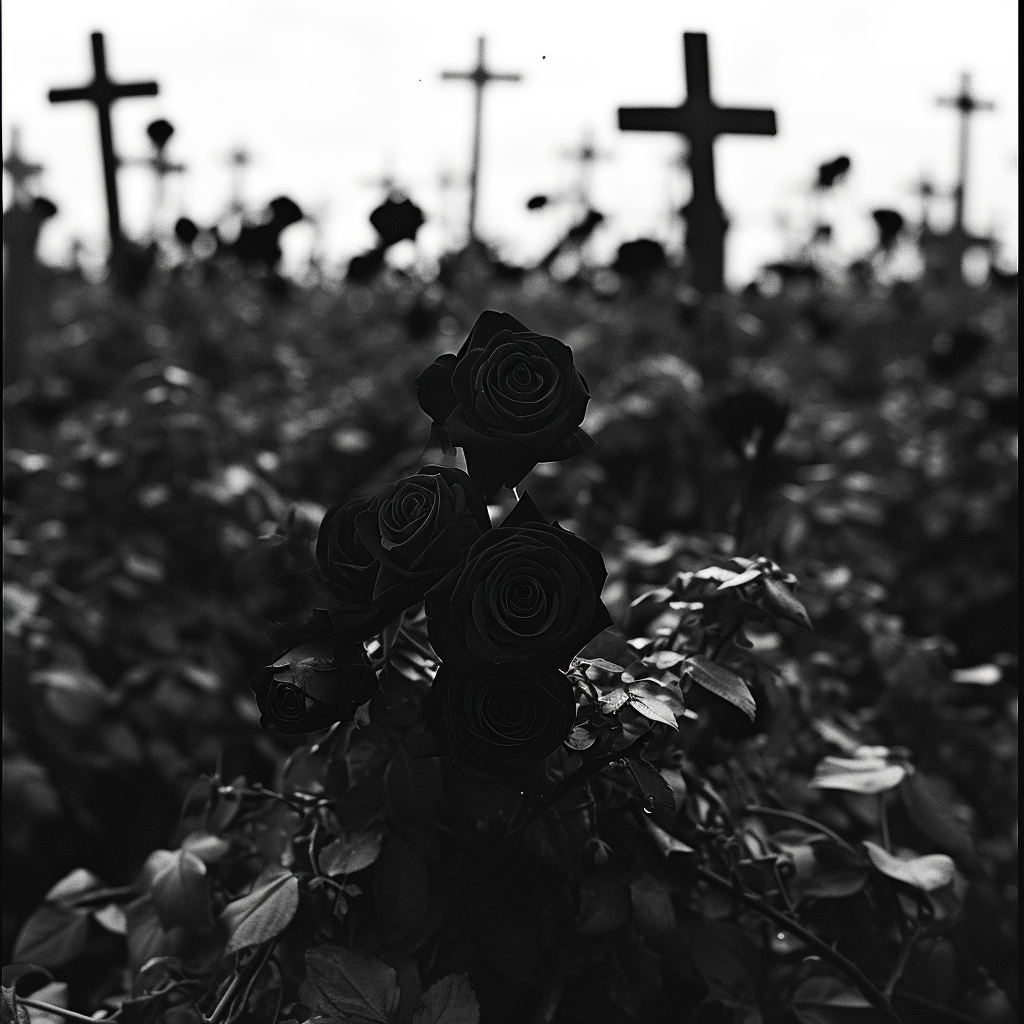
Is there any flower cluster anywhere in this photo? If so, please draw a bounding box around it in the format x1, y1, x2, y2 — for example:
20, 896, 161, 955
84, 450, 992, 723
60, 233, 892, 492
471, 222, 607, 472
251, 311, 610, 782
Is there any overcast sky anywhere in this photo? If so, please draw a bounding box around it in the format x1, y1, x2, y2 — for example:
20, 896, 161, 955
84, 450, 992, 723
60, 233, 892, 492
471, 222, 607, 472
2, 0, 1018, 283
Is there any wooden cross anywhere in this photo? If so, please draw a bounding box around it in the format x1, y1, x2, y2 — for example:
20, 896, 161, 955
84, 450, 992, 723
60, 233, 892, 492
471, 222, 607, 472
124, 121, 186, 230
3, 127, 44, 207
48, 32, 158, 254
441, 37, 522, 243
937, 73, 994, 232
618, 32, 776, 293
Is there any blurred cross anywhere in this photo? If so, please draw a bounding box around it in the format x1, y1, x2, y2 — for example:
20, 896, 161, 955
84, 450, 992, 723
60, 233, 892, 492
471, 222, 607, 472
48, 32, 158, 254
618, 32, 776, 294
441, 36, 522, 244
3, 127, 44, 207
226, 145, 253, 217
937, 73, 994, 232
560, 130, 609, 211
910, 176, 937, 231
124, 119, 186, 232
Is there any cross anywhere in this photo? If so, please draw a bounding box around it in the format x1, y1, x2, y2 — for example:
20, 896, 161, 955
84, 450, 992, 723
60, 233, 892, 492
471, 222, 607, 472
560, 130, 610, 211
124, 120, 186, 230
618, 32, 776, 293
937, 73, 994, 232
3, 127, 44, 207
48, 32, 158, 254
441, 36, 522, 244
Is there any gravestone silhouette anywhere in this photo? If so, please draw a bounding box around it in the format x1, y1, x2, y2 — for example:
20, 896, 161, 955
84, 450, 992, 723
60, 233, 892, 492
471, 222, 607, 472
48, 32, 159, 258
921, 73, 996, 285
618, 33, 776, 294
441, 37, 522, 244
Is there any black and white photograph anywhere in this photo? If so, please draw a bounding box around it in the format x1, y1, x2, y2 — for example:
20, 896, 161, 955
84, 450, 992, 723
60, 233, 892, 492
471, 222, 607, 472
2, 2, 1018, 1021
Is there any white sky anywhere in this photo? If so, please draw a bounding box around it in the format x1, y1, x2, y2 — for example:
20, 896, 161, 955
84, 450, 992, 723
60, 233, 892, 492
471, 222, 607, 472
2, 0, 1018, 284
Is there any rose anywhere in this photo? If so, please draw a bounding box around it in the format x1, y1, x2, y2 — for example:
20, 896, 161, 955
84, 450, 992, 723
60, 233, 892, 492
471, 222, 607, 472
316, 466, 490, 639
424, 663, 576, 781
415, 311, 594, 497
251, 637, 378, 734
425, 493, 613, 671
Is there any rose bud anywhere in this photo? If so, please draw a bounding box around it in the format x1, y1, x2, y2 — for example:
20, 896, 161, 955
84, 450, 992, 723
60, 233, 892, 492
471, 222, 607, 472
425, 663, 576, 783
251, 637, 378, 734
316, 467, 490, 639
415, 311, 594, 498
425, 492, 613, 672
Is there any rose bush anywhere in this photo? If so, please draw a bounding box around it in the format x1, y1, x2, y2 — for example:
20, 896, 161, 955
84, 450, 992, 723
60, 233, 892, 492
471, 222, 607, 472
415, 310, 594, 497
314, 465, 490, 640
424, 493, 613, 672
424, 664, 577, 783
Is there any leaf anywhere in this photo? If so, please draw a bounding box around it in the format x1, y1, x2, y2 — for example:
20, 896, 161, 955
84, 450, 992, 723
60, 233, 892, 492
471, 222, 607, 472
319, 830, 384, 876
576, 872, 631, 935
811, 756, 906, 794
219, 869, 299, 952
2, 986, 31, 1024
565, 725, 597, 751
899, 772, 977, 867
644, 651, 687, 669
181, 832, 231, 863
143, 848, 212, 930
644, 818, 694, 856
863, 842, 955, 891
92, 904, 127, 934
412, 974, 480, 1024
302, 945, 401, 1024
598, 688, 629, 713
576, 657, 626, 674
629, 873, 677, 937
627, 692, 679, 728
684, 655, 756, 720
44, 869, 102, 904
716, 567, 762, 589
791, 975, 881, 1024
759, 576, 813, 629
627, 680, 687, 728
625, 757, 676, 811
12, 905, 89, 967
950, 664, 1001, 685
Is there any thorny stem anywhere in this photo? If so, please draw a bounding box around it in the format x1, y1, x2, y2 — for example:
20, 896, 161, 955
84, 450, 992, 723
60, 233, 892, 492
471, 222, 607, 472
696, 866, 904, 1024
884, 923, 923, 999
217, 784, 330, 813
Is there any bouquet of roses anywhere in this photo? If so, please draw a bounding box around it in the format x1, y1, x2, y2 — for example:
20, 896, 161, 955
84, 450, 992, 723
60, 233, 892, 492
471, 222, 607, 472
250, 310, 616, 791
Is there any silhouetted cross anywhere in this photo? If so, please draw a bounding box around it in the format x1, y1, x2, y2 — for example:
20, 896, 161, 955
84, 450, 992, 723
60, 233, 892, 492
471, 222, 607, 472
226, 146, 253, 217
937, 73, 994, 232
441, 37, 522, 243
48, 33, 158, 252
561, 130, 609, 210
618, 33, 776, 293
3, 127, 44, 207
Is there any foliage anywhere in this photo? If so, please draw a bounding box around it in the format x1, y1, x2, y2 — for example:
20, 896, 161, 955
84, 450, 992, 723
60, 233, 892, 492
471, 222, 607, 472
2, 257, 1017, 1023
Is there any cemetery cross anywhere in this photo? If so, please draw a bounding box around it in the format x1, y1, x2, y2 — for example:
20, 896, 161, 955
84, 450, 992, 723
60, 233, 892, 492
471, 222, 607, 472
3, 127, 44, 207
561, 130, 609, 212
48, 32, 158, 256
618, 32, 776, 294
937, 73, 994, 233
441, 37, 522, 244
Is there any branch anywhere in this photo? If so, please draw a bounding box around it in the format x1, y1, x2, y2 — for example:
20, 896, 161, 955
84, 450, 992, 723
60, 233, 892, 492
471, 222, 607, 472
696, 866, 903, 1024
17, 1001, 106, 1024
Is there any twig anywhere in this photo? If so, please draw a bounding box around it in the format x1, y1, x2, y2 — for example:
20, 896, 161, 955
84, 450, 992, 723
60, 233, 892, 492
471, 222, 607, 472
696, 866, 903, 1024
879, 792, 892, 852
742, 805, 862, 859
884, 924, 922, 999
205, 974, 243, 1024
17, 1001, 105, 1024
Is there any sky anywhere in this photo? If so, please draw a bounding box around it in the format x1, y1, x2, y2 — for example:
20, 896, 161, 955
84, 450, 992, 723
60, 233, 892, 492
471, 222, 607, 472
1, 0, 1018, 284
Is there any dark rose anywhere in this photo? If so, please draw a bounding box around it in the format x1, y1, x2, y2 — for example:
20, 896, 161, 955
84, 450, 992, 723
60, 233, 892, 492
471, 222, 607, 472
316, 466, 490, 639
415, 311, 594, 498
251, 637, 378, 734
425, 663, 576, 782
425, 492, 613, 671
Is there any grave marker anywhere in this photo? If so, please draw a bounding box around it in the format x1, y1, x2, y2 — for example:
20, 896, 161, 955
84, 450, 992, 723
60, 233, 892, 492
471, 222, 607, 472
48, 32, 159, 254
441, 37, 522, 243
618, 33, 776, 294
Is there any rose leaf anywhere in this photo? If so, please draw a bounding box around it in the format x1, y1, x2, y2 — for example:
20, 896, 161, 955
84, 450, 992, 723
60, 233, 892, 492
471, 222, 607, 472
302, 945, 401, 1024
219, 868, 299, 953
412, 974, 481, 1024
683, 655, 756, 721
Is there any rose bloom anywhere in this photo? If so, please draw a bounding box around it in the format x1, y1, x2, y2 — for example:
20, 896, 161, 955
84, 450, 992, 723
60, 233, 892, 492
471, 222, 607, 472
415, 311, 593, 497
251, 637, 378, 734
425, 493, 613, 672
425, 663, 577, 783
315, 466, 490, 640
